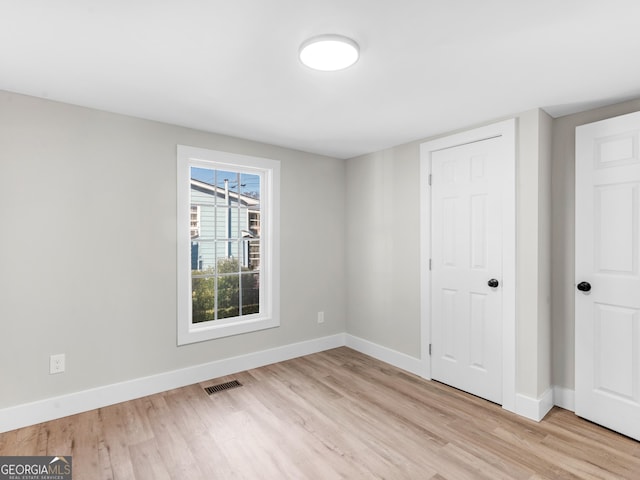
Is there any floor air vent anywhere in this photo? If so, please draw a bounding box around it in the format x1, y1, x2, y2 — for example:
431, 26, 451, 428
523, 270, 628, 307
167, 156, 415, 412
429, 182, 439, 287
204, 380, 242, 395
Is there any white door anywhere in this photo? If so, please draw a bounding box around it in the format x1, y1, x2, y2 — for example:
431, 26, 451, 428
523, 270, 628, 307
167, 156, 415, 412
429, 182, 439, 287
431, 137, 504, 404
575, 111, 640, 441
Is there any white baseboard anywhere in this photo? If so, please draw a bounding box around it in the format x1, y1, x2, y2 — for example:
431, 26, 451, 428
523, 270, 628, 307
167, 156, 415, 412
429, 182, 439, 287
515, 388, 554, 422
516, 386, 576, 421
345, 334, 424, 377
0, 333, 346, 434
0, 329, 577, 434
553, 386, 575, 412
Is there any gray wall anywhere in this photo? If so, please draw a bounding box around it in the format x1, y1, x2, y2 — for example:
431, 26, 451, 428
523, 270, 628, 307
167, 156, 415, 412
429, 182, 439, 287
515, 109, 552, 399
347, 109, 553, 399
346, 143, 422, 357
550, 97, 640, 390
538, 111, 553, 395
0, 90, 346, 409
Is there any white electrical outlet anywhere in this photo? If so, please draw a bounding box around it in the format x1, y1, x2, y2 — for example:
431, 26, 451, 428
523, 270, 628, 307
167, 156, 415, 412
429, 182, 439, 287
50, 354, 66, 374
317, 311, 325, 324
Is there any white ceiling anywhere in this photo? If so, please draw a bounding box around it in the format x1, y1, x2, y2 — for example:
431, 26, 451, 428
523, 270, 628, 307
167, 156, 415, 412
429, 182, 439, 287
2, 1, 640, 159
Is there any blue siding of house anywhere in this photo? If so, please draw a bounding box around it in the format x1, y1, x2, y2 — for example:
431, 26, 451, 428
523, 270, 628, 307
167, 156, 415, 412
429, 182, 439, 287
190, 184, 253, 271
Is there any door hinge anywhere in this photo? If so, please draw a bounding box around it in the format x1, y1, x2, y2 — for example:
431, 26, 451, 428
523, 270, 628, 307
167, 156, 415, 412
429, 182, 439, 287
429, 258, 432, 270
428, 173, 432, 186
429, 344, 432, 356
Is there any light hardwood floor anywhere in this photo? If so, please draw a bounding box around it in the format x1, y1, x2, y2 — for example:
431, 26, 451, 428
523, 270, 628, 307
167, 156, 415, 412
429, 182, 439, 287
1, 347, 639, 479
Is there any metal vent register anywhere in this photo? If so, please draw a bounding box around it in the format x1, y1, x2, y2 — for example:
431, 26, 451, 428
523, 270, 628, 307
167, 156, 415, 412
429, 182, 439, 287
204, 380, 242, 395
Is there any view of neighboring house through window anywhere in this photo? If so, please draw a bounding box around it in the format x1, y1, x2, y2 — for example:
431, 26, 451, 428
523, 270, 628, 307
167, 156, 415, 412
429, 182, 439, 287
190, 168, 261, 322
177, 145, 280, 344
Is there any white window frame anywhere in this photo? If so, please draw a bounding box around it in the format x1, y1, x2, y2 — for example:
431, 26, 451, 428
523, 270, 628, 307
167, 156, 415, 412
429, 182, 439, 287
177, 145, 280, 345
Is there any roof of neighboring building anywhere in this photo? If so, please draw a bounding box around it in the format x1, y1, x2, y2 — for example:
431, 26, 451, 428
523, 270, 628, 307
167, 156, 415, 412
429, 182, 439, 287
190, 178, 260, 208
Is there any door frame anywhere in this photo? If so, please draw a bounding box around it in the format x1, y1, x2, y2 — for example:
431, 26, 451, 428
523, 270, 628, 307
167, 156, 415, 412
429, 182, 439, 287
419, 119, 517, 413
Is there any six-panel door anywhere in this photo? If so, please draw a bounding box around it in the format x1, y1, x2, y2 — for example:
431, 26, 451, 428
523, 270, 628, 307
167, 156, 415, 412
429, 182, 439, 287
431, 137, 504, 404
575, 111, 640, 441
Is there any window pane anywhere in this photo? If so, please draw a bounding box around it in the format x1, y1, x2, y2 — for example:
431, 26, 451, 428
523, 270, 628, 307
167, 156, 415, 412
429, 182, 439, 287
191, 276, 215, 323
216, 169, 238, 185
191, 241, 200, 270
197, 203, 216, 240
248, 210, 260, 239
240, 173, 260, 200
241, 273, 260, 315
216, 206, 230, 239
216, 251, 239, 273
241, 238, 260, 271
191, 166, 214, 184
191, 241, 216, 271
214, 241, 229, 263
218, 274, 239, 319
230, 206, 241, 239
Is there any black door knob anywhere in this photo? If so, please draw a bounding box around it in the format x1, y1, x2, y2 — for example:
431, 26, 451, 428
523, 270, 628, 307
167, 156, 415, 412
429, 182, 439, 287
577, 281, 591, 292
488, 278, 499, 288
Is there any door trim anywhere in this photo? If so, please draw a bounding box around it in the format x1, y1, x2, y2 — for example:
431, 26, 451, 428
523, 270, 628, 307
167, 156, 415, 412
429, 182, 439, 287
419, 119, 516, 413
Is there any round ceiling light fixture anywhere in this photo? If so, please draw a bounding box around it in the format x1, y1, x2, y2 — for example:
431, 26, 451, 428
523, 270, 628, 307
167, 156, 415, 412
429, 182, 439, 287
299, 34, 360, 71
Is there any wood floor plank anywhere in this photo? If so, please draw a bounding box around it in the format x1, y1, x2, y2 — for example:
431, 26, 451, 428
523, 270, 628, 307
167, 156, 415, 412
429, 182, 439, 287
1, 347, 639, 479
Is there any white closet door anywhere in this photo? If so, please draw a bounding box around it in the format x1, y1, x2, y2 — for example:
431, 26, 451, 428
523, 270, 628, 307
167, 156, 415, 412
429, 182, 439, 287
431, 137, 504, 404
575, 111, 640, 441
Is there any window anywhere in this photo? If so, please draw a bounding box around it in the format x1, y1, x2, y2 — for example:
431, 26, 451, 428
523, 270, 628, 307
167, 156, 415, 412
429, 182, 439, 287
177, 145, 280, 344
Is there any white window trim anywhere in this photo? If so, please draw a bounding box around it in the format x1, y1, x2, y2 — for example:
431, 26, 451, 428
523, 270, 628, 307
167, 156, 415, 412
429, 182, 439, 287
177, 145, 280, 345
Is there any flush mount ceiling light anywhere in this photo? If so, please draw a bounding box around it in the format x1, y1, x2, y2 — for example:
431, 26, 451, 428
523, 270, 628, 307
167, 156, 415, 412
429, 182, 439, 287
299, 34, 360, 71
